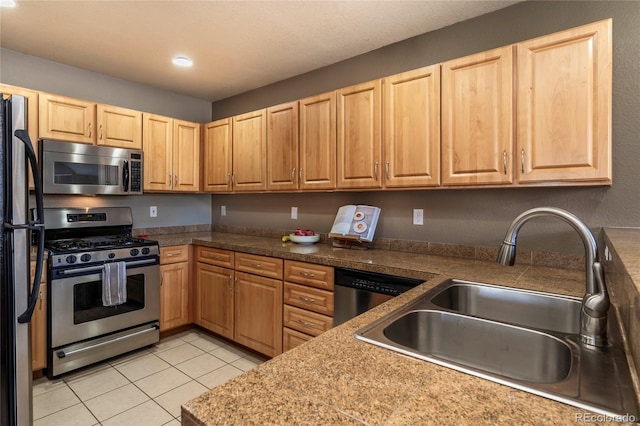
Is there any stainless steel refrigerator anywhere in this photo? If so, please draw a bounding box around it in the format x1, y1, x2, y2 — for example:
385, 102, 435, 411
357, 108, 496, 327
1, 93, 45, 425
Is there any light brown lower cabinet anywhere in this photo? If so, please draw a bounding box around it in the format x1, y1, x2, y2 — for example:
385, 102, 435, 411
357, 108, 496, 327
30, 261, 47, 371
282, 260, 334, 352
159, 245, 191, 331
234, 271, 283, 357
195, 247, 283, 357
195, 262, 234, 339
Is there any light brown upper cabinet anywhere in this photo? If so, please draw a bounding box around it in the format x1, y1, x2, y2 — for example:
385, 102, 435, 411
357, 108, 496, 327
143, 113, 200, 192
203, 118, 233, 192
299, 92, 337, 190
383, 66, 441, 188
267, 101, 299, 191
173, 119, 201, 192
1, 84, 39, 189
337, 80, 383, 189
441, 46, 514, 186
517, 19, 612, 184
232, 109, 267, 192
39, 93, 96, 144
39, 92, 143, 149
96, 104, 143, 149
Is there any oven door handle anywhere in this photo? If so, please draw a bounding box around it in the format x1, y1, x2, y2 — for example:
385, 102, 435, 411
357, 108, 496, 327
56, 323, 160, 359
58, 258, 158, 275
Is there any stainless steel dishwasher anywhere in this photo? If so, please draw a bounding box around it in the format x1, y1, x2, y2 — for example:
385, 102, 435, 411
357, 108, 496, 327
333, 268, 424, 326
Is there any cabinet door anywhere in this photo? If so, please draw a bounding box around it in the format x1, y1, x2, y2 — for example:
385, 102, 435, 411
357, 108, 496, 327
337, 80, 382, 189
39, 93, 96, 144
160, 262, 190, 331
267, 102, 299, 191
143, 113, 173, 191
1, 84, 39, 189
96, 104, 143, 149
173, 120, 201, 192
283, 327, 312, 352
299, 92, 336, 190
383, 66, 441, 188
234, 271, 283, 357
517, 19, 612, 184
195, 263, 234, 339
203, 119, 233, 192
233, 109, 267, 192
442, 46, 514, 185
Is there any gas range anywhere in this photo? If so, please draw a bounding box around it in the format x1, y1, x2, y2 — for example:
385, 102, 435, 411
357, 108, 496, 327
40, 207, 161, 377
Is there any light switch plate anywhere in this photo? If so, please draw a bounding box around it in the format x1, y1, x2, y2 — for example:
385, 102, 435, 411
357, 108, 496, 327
221, 205, 226, 216
150, 206, 157, 218
291, 206, 298, 220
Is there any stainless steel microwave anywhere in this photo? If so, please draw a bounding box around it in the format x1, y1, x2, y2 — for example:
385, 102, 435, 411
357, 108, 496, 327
40, 139, 143, 195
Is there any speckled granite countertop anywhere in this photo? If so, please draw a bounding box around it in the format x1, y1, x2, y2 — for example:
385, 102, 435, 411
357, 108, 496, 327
163, 228, 638, 425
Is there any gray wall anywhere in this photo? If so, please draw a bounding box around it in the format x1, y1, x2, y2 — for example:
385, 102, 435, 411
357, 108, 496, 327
1, 48, 213, 228
210, 1, 640, 254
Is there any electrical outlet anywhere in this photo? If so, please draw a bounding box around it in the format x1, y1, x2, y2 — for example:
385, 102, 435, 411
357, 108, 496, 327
150, 206, 157, 218
291, 206, 298, 220
221, 205, 226, 216
413, 209, 424, 225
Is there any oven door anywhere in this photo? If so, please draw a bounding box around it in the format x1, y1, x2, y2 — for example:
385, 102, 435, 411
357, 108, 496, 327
50, 258, 160, 349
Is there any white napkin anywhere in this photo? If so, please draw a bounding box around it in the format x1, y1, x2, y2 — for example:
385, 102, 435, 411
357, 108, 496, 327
102, 261, 127, 306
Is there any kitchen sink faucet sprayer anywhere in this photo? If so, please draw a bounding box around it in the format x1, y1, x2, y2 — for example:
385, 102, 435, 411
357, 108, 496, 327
496, 207, 610, 347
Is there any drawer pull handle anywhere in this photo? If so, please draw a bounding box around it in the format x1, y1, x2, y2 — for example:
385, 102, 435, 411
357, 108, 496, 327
166, 253, 177, 257
299, 296, 317, 303
298, 319, 316, 328
299, 271, 315, 278
251, 263, 263, 269
521, 149, 526, 174
503, 150, 508, 175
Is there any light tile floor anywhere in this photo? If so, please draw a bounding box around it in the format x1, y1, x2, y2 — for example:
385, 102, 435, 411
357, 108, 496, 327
32, 330, 267, 426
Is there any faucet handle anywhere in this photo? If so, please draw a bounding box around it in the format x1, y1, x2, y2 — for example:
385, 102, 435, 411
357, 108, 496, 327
580, 261, 610, 347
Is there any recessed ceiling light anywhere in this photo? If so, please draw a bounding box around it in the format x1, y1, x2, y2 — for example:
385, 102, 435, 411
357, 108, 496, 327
1, 0, 16, 7
172, 56, 193, 67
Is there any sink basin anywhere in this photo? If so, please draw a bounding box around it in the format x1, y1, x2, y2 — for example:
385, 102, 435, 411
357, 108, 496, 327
383, 310, 572, 383
355, 279, 639, 417
430, 281, 581, 334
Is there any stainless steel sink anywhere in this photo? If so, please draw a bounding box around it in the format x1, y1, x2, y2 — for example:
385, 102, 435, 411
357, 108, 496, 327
355, 279, 639, 418
430, 281, 581, 334
383, 310, 573, 383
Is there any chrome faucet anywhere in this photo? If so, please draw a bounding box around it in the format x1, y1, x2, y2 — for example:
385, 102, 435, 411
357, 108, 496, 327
497, 207, 609, 347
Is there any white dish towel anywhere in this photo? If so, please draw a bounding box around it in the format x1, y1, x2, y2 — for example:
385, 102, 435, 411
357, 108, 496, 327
102, 261, 127, 306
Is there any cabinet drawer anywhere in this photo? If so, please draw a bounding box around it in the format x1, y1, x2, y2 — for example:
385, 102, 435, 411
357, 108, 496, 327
160, 245, 189, 264
196, 246, 234, 268
284, 282, 333, 316
283, 327, 313, 352
235, 253, 283, 279
284, 260, 334, 290
283, 305, 332, 337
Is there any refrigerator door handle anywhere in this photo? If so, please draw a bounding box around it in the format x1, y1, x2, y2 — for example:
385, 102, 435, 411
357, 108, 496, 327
14, 129, 45, 324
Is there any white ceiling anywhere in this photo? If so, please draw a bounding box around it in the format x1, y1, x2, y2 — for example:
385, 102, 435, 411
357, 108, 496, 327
0, 1, 519, 102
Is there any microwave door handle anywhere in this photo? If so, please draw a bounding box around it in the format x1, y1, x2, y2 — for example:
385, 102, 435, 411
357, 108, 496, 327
13, 130, 45, 324
122, 160, 129, 193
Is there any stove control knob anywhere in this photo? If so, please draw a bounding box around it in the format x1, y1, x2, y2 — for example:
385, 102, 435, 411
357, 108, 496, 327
80, 254, 92, 263
141, 247, 150, 255
66, 255, 77, 264
130, 248, 139, 256
108, 253, 116, 259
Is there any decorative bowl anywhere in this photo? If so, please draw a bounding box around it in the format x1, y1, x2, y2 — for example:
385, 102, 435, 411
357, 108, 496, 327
289, 234, 320, 245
